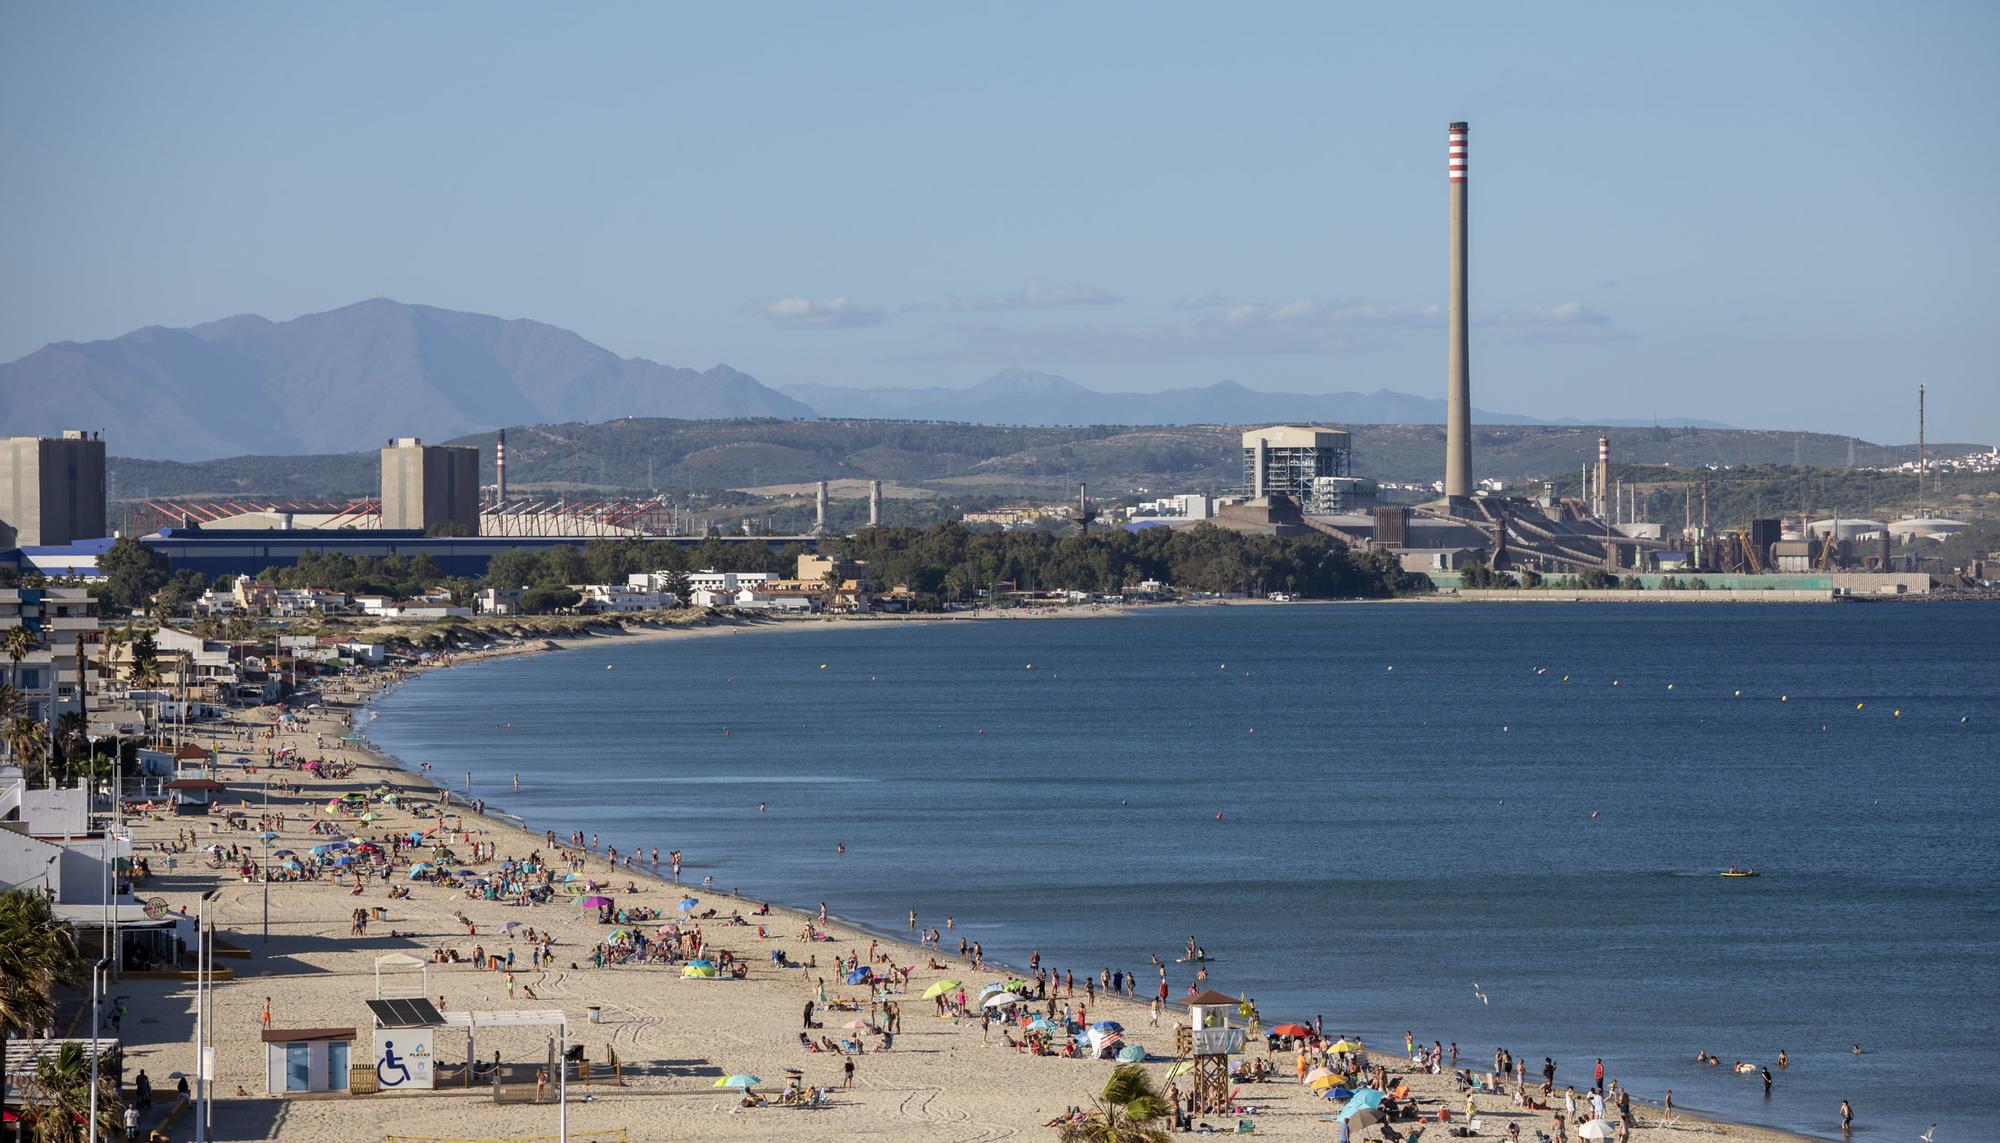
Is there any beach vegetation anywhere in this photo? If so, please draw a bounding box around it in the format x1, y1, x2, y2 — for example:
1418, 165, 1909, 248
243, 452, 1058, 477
1059, 1063, 1171, 1143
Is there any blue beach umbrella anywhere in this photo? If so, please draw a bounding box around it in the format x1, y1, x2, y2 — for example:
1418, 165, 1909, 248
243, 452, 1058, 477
1092, 1021, 1123, 1033
1117, 1044, 1146, 1062
258, 831, 280, 842
978, 982, 1008, 997
1027, 1017, 1057, 1032
846, 966, 873, 985
1340, 1090, 1386, 1120
678, 897, 699, 912
272, 850, 295, 858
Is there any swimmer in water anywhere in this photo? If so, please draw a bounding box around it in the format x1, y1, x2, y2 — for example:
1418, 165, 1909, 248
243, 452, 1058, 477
835, 842, 846, 854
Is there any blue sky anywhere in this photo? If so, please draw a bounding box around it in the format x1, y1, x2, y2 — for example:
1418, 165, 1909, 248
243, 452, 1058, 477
3, 2, 1996, 443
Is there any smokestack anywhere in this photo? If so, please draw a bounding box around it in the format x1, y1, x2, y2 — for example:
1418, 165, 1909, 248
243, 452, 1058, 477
1597, 437, 1610, 519
1444, 121, 1472, 499
495, 428, 507, 503
815, 480, 829, 534
868, 480, 881, 527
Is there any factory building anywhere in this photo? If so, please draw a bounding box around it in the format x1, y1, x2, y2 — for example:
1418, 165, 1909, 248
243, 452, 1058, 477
379, 438, 480, 534
0, 431, 107, 548
1241, 426, 1375, 513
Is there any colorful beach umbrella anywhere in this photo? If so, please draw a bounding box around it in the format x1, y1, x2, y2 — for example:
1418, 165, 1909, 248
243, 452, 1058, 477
1164, 1060, 1196, 1079
1330, 1039, 1362, 1053
1270, 1023, 1312, 1037
1340, 1090, 1386, 1120
922, 980, 961, 1000
579, 896, 614, 909
678, 897, 700, 912
980, 992, 1022, 1008
258, 831, 280, 842
1346, 1107, 1387, 1130
1117, 1044, 1147, 1062
713, 1074, 759, 1088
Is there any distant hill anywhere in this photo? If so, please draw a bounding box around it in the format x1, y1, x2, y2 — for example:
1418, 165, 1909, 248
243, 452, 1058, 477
107, 417, 1971, 506
0, 299, 813, 460
780, 368, 1733, 430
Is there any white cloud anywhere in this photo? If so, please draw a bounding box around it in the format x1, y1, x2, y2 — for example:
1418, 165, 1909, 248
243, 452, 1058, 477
1483, 301, 1633, 341
934, 282, 1123, 312
756, 296, 889, 329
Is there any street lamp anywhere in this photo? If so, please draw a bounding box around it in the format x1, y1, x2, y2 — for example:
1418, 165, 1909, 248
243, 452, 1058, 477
195, 888, 218, 1143
261, 830, 272, 944
87, 958, 108, 1143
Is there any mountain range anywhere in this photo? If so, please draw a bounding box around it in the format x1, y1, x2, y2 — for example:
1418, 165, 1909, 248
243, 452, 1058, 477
0, 300, 1725, 461
782, 369, 1728, 430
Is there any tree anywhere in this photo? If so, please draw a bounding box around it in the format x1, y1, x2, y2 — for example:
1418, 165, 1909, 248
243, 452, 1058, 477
98, 537, 170, 611
152, 569, 211, 615
128, 631, 161, 690
28, 1039, 124, 1143
518, 586, 582, 615
5, 717, 49, 781
0, 889, 89, 1139
1057, 1064, 1170, 1143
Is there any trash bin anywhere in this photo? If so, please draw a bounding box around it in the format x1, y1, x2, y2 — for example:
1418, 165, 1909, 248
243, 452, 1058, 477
587, 1006, 602, 1024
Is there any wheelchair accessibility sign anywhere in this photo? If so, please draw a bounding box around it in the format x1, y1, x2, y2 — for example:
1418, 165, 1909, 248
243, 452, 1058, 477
373, 1028, 434, 1089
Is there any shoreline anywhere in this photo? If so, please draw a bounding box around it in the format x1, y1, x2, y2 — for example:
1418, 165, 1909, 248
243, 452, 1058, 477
354, 613, 1827, 1143
101, 606, 1826, 1142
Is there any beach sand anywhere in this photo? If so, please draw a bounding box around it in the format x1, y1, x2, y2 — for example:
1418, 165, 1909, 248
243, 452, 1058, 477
105, 618, 1819, 1142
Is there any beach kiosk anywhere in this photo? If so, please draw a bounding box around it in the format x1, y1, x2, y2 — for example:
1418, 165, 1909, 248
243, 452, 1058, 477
1181, 990, 1247, 1111
262, 1028, 355, 1094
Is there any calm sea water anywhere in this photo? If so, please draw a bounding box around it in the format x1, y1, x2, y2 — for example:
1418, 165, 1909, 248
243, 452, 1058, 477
365, 604, 2000, 1140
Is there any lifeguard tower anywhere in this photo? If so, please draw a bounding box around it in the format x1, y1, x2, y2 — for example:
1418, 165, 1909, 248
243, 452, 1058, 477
1175, 990, 1246, 1110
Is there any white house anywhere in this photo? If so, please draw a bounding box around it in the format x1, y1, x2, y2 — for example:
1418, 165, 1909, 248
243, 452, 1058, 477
575, 584, 671, 613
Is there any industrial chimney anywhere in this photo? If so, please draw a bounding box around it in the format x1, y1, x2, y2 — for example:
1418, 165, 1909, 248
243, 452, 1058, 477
1444, 121, 1472, 500
495, 428, 508, 504
1596, 436, 1610, 519
868, 480, 881, 527
815, 480, 829, 534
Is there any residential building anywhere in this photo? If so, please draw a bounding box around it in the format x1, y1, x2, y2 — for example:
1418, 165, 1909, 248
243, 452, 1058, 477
477, 587, 522, 615
575, 584, 671, 613
0, 586, 98, 730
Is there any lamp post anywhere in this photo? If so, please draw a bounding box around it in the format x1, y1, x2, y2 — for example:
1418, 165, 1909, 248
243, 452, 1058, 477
87, 958, 108, 1143
261, 830, 271, 944
195, 888, 217, 1143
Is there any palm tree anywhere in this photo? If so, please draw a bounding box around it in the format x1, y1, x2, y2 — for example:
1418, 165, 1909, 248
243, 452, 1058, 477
53, 711, 88, 778
6, 716, 51, 783
1058, 1064, 1172, 1143
2, 623, 38, 687
27, 1040, 123, 1143
0, 888, 88, 1137
0, 889, 80, 1033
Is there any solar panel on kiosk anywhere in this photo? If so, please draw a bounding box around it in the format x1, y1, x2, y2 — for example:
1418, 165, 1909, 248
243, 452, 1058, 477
366, 997, 443, 1028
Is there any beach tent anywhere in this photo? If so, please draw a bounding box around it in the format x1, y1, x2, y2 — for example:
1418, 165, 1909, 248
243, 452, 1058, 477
681, 964, 718, 979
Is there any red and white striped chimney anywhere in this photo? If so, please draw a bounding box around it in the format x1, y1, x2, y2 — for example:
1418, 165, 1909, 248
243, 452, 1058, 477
496, 428, 508, 504
1448, 123, 1467, 184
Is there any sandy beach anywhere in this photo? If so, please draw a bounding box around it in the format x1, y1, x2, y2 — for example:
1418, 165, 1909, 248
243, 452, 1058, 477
103, 616, 1820, 1143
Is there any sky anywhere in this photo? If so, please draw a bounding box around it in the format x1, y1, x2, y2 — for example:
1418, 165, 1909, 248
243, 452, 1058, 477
3, 2, 1996, 444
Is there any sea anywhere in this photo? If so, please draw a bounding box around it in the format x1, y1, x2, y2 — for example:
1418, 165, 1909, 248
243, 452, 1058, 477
362, 603, 2000, 1141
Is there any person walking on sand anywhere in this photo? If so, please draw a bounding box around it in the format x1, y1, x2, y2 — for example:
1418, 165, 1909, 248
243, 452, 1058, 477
1594, 1057, 1605, 1095
842, 1057, 855, 1091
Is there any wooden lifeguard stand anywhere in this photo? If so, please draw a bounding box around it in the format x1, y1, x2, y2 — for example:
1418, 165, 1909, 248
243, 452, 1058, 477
1179, 990, 1246, 1111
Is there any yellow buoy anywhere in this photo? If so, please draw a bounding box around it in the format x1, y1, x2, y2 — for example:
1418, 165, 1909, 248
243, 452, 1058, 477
1856, 702, 1864, 710
606, 664, 614, 670
820, 664, 828, 670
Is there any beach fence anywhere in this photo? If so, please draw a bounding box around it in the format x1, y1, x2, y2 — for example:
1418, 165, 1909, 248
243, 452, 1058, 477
385, 1133, 627, 1143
